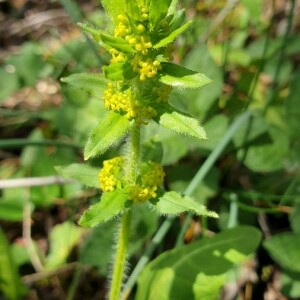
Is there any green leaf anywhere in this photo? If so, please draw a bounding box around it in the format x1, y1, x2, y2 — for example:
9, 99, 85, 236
169, 9, 185, 31
0, 198, 24, 221
170, 44, 223, 120
159, 111, 207, 140
193, 274, 226, 300
61, 73, 107, 98
263, 232, 300, 273
240, 126, 289, 172
142, 139, 163, 163
101, 0, 126, 23
149, 0, 172, 28
290, 203, 300, 233
79, 190, 130, 227
55, 164, 99, 188
84, 111, 131, 160
126, 0, 141, 20
45, 222, 83, 270
168, 0, 179, 15
0, 68, 19, 101
159, 62, 211, 88
100, 32, 135, 54
103, 62, 136, 81
154, 191, 218, 218
154, 21, 192, 48
196, 115, 229, 151
60, 0, 82, 22
11, 243, 31, 267
281, 271, 300, 299
78, 22, 102, 42
136, 226, 262, 300
0, 228, 27, 300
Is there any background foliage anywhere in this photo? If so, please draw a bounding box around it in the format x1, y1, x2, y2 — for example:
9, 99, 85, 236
0, 0, 300, 299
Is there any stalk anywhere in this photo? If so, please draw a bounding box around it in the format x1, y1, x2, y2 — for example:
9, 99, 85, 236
109, 122, 140, 300
109, 210, 132, 300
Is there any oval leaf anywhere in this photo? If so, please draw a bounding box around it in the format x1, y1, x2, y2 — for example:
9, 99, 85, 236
154, 191, 218, 218
55, 164, 99, 188
45, 222, 83, 269
84, 111, 131, 160
159, 112, 207, 140
159, 62, 211, 89
61, 73, 107, 98
263, 232, 300, 273
79, 190, 130, 227
136, 226, 262, 300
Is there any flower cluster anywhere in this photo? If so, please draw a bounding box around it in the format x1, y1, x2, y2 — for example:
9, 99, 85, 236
98, 156, 124, 192
103, 82, 157, 123
131, 58, 161, 81
98, 157, 165, 203
99, 3, 175, 124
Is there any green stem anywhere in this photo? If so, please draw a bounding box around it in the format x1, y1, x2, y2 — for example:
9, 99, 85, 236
0, 138, 81, 150
109, 122, 140, 300
127, 123, 141, 183
109, 210, 132, 300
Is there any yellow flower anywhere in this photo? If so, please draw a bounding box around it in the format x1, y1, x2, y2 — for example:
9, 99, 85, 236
98, 157, 124, 192
103, 83, 157, 123
98, 158, 165, 203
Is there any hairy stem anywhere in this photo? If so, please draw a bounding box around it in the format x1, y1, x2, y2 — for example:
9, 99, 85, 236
109, 210, 132, 300
109, 122, 140, 300
127, 123, 141, 183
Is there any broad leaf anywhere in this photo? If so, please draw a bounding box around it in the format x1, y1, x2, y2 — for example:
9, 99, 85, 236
193, 274, 226, 300
149, 0, 172, 28
154, 21, 192, 48
61, 73, 107, 98
55, 164, 99, 188
103, 62, 136, 81
159, 62, 211, 89
100, 32, 135, 54
263, 232, 300, 273
0, 228, 27, 300
45, 222, 83, 269
84, 111, 131, 160
101, 0, 126, 23
154, 191, 218, 218
240, 126, 289, 172
159, 112, 207, 140
136, 226, 262, 300
79, 190, 130, 227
